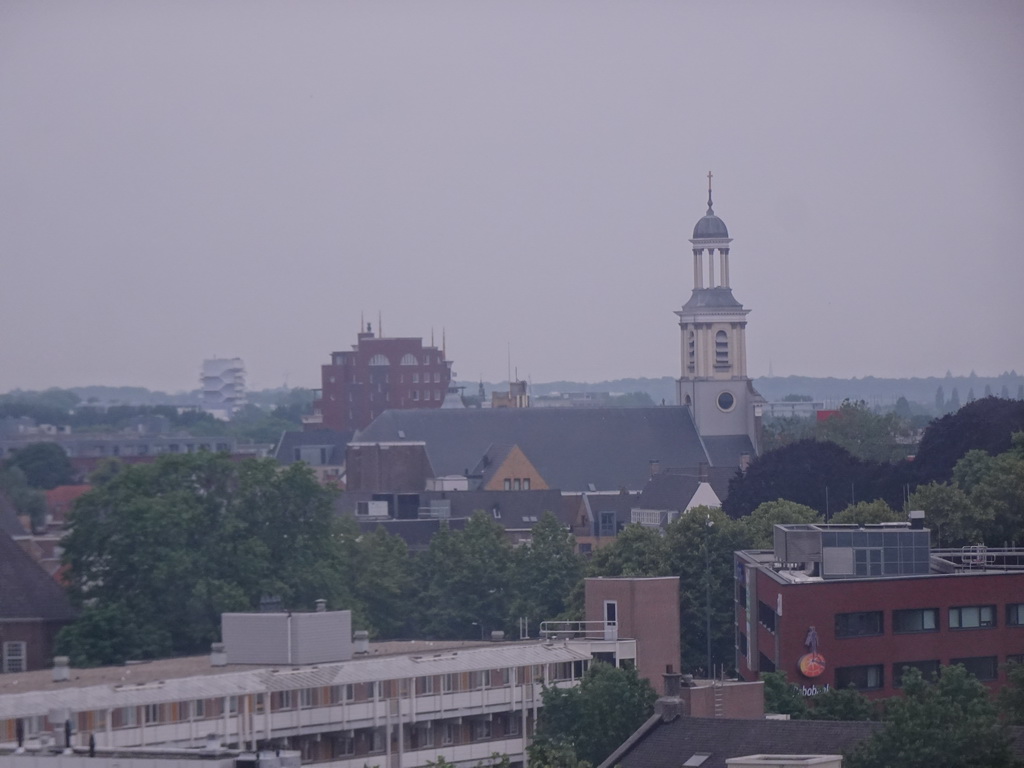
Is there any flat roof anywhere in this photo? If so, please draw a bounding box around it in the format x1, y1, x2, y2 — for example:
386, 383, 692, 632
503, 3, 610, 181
0, 640, 591, 718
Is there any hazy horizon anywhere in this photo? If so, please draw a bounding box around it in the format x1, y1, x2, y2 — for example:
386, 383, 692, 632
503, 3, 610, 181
3, 2, 1022, 392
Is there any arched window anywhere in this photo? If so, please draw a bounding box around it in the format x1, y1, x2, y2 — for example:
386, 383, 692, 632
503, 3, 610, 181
687, 331, 696, 373
400, 354, 417, 366
715, 330, 729, 367
369, 354, 389, 366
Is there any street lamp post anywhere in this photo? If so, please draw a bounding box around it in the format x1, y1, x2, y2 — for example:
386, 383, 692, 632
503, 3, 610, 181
705, 512, 713, 678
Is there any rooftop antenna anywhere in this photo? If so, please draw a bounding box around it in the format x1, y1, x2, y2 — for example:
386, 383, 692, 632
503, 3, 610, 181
378, 311, 382, 338
431, 328, 435, 347
507, 342, 512, 386
360, 311, 364, 333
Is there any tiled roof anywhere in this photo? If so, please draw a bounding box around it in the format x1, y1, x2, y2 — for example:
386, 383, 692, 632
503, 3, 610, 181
355, 407, 711, 492
0, 531, 76, 621
604, 715, 882, 768
273, 430, 354, 465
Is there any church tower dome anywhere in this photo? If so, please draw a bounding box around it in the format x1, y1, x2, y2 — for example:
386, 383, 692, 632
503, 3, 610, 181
676, 173, 764, 458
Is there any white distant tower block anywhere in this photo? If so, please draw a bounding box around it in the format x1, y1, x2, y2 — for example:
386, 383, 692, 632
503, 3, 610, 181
200, 357, 247, 420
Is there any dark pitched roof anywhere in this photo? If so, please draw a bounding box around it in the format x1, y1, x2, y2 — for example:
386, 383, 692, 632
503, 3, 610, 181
442, 490, 569, 528
604, 715, 882, 768
0, 532, 76, 621
703, 434, 755, 468
274, 430, 353, 466
636, 472, 705, 511
355, 407, 712, 492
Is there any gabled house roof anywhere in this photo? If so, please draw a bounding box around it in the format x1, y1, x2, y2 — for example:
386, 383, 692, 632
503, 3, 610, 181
274, 430, 354, 466
0, 532, 76, 621
600, 715, 883, 768
355, 407, 714, 492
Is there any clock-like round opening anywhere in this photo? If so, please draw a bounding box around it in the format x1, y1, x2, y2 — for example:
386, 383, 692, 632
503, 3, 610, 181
717, 391, 735, 412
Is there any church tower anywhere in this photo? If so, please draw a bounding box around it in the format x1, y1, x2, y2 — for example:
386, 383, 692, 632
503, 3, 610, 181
676, 174, 763, 456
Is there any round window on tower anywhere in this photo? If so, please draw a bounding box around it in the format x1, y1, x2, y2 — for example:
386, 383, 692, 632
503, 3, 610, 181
717, 391, 735, 412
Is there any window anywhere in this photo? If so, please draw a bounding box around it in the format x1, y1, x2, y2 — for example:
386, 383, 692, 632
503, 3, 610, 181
509, 713, 520, 735
1007, 604, 1024, 626
412, 390, 419, 401
412, 373, 419, 383
687, 331, 695, 372
416, 675, 435, 695
836, 611, 883, 638
513, 479, 521, 490
893, 608, 938, 634
951, 656, 998, 681
522, 478, 531, 490
893, 660, 940, 687
369, 354, 389, 366
442, 673, 457, 693
334, 735, 355, 756
299, 688, 314, 708
469, 671, 484, 689
2, 641, 26, 673
472, 719, 492, 741
599, 510, 616, 537
715, 330, 729, 366
717, 391, 735, 412
836, 664, 884, 690
414, 723, 433, 748
739, 632, 748, 657
369, 727, 386, 753
442, 722, 456, 745
758, 652, 776, 673
401, 354, 417, 365
1008, 654, 1024, 665
758, 601, 776, 633
144, 704, 161, 724
949, 605, 996, 629
194, 699, 206, 719
503, 479, 511, 490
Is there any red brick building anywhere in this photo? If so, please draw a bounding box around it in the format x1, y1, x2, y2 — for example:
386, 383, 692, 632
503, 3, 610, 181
307, 325, 454, 432
735, 521, 1024, 699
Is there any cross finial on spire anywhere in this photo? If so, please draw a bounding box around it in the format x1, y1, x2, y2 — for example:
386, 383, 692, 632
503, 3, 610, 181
706, 171, 714, 214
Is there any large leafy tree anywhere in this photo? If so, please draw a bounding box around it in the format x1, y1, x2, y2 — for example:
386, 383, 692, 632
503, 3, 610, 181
722, 439, 901, 518
57, 453, 348, 665
509, 512, 582, 628
664, 507, 750, 674
740, 499, 822, 549
845, 665, 1015, 768
414, 513, 514, 638
816, 399, 912, 463
351, 525, 415, 638
913, 396, 1024, 484
4, 441, 75, 489
585, 524, 670, 578
829, 499, 903, 526
907, 481, 988, 547
530, 662, 656, 768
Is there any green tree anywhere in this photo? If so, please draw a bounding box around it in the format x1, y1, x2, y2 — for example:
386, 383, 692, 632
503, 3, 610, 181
530, 662, 656, 768
4, 441, 75, 488
510, 513, 583, 627
57, 454, 348, 665
761, 671, 808, 719
998, 661, 1024, 726
845, 665, 1014, 768
741, 499, 822, 549
415, 513, 514, 638
350, 525, 414, 638
907, 482, 989, 547
586, 524, 669, 578
0, 466, 46, 528
664, 507, 750, 674
808, 686, 875, 721
830, 500, 902, 526
815, 399, 911, 463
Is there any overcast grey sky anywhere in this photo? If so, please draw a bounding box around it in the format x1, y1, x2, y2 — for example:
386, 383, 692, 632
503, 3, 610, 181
2, 1, 1022, 393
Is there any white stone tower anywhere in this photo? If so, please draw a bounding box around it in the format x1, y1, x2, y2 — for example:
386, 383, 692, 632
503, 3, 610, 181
676, 174, 763, 456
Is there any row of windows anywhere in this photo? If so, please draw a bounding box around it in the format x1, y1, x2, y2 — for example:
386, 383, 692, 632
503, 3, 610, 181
836, 604, 1024, 638
2, 642, 25, 674
366, 354, 443, 367
98, 663, 578, 729
502, 478, 532, 491
836, 655, 1023, 690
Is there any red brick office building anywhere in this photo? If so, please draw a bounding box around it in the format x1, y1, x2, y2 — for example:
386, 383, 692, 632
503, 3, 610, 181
307, 325, 454, 432
735, 520, 1024, 699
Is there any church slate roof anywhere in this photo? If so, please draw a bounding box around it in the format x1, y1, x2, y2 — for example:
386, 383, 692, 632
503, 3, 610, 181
274, 429, 354, 466
602, 715, 883, 768
679, 287, 744, 310
0, 532, 76, 621
355, 407, 712, 493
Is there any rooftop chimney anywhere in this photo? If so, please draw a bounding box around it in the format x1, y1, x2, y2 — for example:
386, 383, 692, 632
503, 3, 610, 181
210, 642, 227, 667
353, 630, 370, 655
909, 509, 925, 530
52, 656, 70, 683
315, 598, 327, 613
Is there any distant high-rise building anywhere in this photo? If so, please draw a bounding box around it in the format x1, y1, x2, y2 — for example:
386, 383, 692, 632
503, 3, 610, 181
199, 357, 246, 419
306, 324, 454, 432
676, 174, 764, 454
